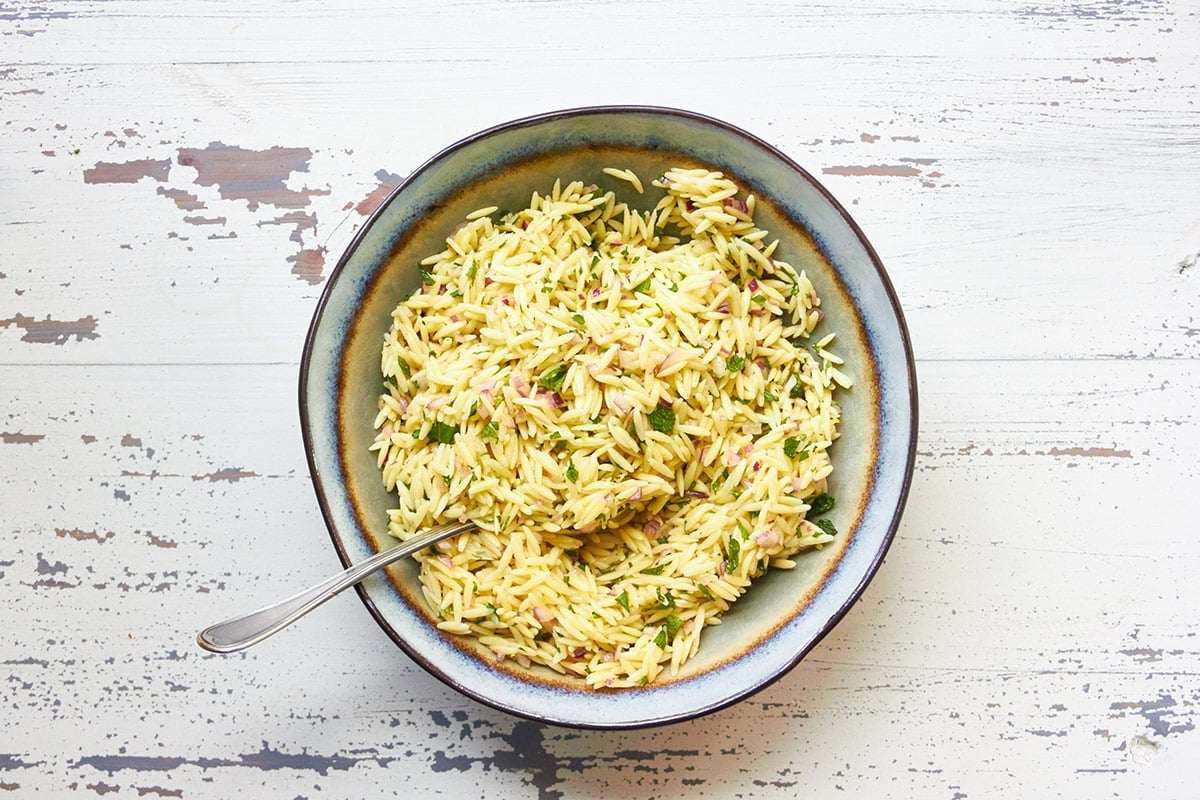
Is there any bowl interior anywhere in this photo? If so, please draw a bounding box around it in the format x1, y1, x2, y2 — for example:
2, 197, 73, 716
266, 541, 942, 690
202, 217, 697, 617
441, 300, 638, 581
301, 107, 916, 728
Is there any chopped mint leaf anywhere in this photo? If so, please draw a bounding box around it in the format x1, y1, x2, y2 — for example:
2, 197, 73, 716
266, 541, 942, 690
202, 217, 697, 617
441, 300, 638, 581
566, 460, 578, 483
572, 313, 586, 326
481, 420, 499, 441
633, 278, 652, 294
425, 421, 459, 444
726, 354, 745, 373
616, 591, 630, 611
814, 518, 838, 537
647, 405, 675, 434
664, 615, 683, 641
538, 363, 569, 393
725, 537, 740, 572
639, 565, 665, 576
809, 493, 835, 515
783, 437, 802, 458
397, 358, 412, 378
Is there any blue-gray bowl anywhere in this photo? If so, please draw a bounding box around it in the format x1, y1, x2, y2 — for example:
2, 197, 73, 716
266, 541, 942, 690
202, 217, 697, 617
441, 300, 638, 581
300, 106, 917, 728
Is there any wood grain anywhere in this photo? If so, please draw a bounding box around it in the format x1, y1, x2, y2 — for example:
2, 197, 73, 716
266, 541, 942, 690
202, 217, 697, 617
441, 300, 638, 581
2, 1, 1198, 797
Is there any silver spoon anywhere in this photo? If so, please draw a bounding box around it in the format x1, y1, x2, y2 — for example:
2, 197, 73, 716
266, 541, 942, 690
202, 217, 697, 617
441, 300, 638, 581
197, 520, 476, 653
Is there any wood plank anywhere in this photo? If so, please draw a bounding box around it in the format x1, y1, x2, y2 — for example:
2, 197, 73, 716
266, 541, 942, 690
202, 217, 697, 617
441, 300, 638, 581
2, 359, 1196, 795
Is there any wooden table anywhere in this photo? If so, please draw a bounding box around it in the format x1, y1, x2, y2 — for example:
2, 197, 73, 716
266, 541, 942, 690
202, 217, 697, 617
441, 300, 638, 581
3, 2, 1197, 797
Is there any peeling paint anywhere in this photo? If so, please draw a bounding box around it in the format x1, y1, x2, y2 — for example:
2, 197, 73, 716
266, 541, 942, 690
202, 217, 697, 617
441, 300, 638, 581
287, 247, 327, 285
121, 434, 143, 448
0, 432, 43, 444
1043, 446, 1131, 458
83, 159, 170, 184
0, 314, 99, 344
35, 554, 68, 576
176, 143, 329, 211
156, 186, 205, 211
55, 528, 115, 544
146, 532, 178, 549
72, 742, 393, 777
356, 169, 403, 216
1110, 694, 1196, 738
193, 467, 259, 482
822, 164, 922, 177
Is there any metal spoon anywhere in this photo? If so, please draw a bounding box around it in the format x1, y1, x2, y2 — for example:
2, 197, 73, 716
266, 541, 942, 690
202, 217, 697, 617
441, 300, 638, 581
197, 520, 476, 653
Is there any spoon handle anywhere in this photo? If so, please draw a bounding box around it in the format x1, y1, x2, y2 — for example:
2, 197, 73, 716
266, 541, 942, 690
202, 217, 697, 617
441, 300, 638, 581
197, 520, 476, 653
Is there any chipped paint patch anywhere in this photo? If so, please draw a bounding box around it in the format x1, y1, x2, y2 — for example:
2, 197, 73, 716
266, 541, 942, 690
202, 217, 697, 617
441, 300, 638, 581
72, 742, 393, 777
287, 247, 327, 285
0, 314, 99, 344
0, 432, 43, 444
156, 186, 205, 211
1043, 446, 1131, 458
356, 169, 404, 216
83, 159, 170, 184
193, 467, 258, 482
822, 164, 922, 177
1110, 694, 1196, 738
176, 143, 329, 210
146, 532, 177, 549
55, 528, 115, 544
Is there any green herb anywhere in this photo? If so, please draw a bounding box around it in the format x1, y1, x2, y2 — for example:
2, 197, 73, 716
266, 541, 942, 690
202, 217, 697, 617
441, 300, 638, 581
783, 437, 802, 458
589, 254, 600, 270
698, 584, 714, 600
383, 375, 397, 389
481, 420, 499, 441
397, 358, 412, 378
726, 354, 745, 373
814, 519, 838, 537
419, 266, 435, 285
809, 493, 835, 515
549, 431, 561, 440
425, 421, 459, 444
572, 313, 586, 326
540, 284, 553, 293
751, 294, 766, 305
538, 363, 569, 393
664, 615, 683, 641
450, 288, 462, 298
442, 475, 452, 487
655, 535, 669, 545
566, 460, 578, 483
789, 373, 804, 398
469, 401, 478, 417
725, 537, 741, 572
656, 589, 676, 610
736, 522, 749, 540
654, 629, 668, 649
633, 278, 653, 294
466, 262, 478, 280
763, 391, 778, 403
616, 591, 630, 611
669, 282, 679, 292
797, 450, 810, 462
639, 565, 665, 576
647, 405, 676, 434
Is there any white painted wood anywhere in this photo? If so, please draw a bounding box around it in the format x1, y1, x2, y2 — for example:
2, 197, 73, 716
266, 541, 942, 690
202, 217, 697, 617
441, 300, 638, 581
2, 1, 1198, 797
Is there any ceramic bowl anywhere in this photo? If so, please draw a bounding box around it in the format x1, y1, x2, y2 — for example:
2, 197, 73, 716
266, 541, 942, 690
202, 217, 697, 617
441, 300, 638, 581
300, 106, 917, 728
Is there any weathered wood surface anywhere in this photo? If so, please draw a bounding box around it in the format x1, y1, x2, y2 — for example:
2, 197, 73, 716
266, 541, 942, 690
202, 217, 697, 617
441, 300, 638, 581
2, 1, 1198, 797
